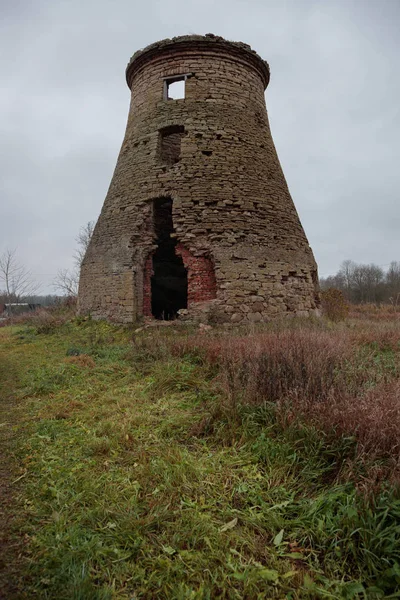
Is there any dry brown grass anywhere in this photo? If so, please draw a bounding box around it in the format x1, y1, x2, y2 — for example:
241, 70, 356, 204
175, 321, 400, 485
65, 354, 96, 368
189, 329, 349, 402
349, 302, 400, 321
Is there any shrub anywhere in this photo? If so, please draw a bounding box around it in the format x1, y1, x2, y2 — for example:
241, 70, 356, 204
30, 310, 64, 334
321, 288, 349, 321
4, 305, 75, 332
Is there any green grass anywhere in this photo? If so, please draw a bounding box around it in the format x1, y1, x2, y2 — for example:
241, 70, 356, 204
1, 318, 400, 599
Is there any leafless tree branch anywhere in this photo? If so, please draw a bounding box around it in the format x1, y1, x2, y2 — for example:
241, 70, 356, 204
74, 221, 95, 269
53, 268, 79, 297
53, 221, 94, 297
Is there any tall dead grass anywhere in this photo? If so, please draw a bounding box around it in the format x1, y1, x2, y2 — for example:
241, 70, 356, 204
349, 302, 400, 321
210, 330, 349, 403
176, 324, 400, 485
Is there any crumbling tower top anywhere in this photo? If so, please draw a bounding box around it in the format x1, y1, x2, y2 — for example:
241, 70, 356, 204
126, 33, 270, 90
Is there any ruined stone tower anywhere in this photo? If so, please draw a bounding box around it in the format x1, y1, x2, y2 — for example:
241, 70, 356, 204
78, 34, 320, 323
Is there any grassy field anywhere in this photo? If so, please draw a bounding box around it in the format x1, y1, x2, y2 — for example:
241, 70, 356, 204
1, 310, 400, 599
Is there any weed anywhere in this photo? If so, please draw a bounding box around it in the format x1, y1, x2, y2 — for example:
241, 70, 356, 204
65, 354, 96, 369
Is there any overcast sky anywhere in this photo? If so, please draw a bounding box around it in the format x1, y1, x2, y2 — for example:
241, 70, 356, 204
1, 0, 399, 293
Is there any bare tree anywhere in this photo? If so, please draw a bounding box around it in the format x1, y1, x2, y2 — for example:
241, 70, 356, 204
54, 221, 94, 297
53, 268, 79, 297
73, 221, 95, 269
339, 260, 356, 298
387, 261, 400, 307
387, 262, 400, 291
0, 248, 40, 303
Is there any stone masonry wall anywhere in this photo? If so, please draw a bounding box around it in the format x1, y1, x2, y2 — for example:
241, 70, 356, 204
159, 127, 184, 165
78, 34, 320, 323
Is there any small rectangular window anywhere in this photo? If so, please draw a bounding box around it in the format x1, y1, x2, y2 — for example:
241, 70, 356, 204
163, 75, 188, 100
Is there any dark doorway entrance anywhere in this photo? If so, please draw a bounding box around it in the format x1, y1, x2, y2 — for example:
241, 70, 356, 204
151, 198, 188, 320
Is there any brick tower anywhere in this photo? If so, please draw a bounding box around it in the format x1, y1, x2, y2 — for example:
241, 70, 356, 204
78, 34, 320, 323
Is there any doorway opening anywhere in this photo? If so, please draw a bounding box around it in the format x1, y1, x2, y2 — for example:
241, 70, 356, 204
151, 198, 188, 320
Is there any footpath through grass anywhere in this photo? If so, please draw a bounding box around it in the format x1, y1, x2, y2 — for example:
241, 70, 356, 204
1, 316, 400, 599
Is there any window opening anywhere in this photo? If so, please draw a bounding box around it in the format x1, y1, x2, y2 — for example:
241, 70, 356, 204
159, 125, 184, 165
163, 75, 188, 100
167, 79, 185, 99
151, 198, 187, 320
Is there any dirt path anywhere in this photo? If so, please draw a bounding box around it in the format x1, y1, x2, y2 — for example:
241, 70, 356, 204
0, 344, 27, 599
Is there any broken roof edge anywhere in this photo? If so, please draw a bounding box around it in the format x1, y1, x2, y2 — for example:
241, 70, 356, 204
126, 33, 270, 90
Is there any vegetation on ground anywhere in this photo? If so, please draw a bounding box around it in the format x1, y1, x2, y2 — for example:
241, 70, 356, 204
1, 307, 400, 598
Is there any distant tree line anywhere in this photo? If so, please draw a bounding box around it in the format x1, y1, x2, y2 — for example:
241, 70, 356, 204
320, 260, 400, 305
23, 295, 60, 306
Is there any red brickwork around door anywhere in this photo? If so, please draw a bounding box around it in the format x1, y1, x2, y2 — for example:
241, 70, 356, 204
176, 244, 216, 305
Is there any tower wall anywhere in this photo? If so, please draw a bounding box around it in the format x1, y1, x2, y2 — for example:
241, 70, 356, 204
78, 35, 320, 323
